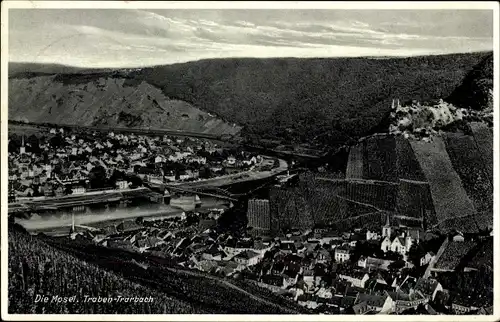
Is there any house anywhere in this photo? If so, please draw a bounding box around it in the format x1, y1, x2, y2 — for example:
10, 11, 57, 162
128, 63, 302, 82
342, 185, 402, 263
356, 292, 394, 314
154, 155, 166, 164
302, 269, 315, 289
116, 180, 129, 190
366, 230, 381, 241
201, 246, 227, 261
116, 220, 142, 233
261, 274, 284, 287
339, 271, 370, 288
226, 156, 236, 166
54, 185, 66, 197
452, 232, 465, 242
232, 250, 261, 266
357, 256, 394, 271
351, 301, 371, 315
387, 291, 428, 313
452, 303, 479, 314
314, 248, 332, 264
318, 230, 343, 245
283, 273, 299, 289
419, 252, 435, 266
413, 278, 443, 301
316, 287, 333, 299
72, 185, 86, 195
334, 246, 351, 263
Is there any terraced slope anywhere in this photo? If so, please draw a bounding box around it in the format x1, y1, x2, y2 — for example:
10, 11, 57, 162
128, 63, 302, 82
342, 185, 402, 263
340, 123, 492, 233
470, 122, 494, 182
346, 144, 363, 179
443, 132, 493, 215
410, 137, 476, 230
8, 75, 241, 135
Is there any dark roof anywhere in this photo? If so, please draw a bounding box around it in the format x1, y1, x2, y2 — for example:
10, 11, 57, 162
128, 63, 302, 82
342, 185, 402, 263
357, 293, 388, 308
341, 270, 368, 280
340, 296, 357, 308
234, 250, 260, 260
414, 278, 440, 296
352, 301, 369, 315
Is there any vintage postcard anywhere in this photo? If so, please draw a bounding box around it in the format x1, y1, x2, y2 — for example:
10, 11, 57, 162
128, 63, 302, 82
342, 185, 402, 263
1, 1, 498, 321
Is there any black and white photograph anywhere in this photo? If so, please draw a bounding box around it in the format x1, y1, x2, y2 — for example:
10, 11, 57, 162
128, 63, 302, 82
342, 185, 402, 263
1, 1, 498, 320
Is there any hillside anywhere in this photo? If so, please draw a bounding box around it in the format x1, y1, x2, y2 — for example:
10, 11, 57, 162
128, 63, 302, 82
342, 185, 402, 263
8, 73, 241, 136
447, 54, 493, 110
9, 52, 490, 147
9, 227, 306, 314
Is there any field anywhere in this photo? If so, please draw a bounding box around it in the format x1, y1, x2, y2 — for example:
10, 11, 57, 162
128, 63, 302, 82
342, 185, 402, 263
346, 144, 363, 179
268, 180, 384, 233
395, 136, 427, 181
469, 122, 494, 183
396, 180, 435, 220
443, 132, 493, 214
410, 137, 476, 229
363, 136, 398, 182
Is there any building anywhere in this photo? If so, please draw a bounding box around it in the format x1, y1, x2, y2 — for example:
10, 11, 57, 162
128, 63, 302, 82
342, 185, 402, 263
116, 180, 129, 190
419, 252, 435, 266
387, 291, 428, 313
382, 214, 392, 239
452, 232, 465, 242
413, 278, 443, 301
247, 199, 271, 235
357, 256, 394, 271
232, 250, 262, 266
72, 185, 86, 195
339, 272, 370, 288
355, 293, 394, 314
380, 215, 416, 257
335, 246, 352, 263
20, 136, 26, 154
366, 230, 381, 241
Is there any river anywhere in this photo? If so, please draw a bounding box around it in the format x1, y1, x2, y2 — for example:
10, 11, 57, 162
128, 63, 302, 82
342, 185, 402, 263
15, 196, 229, 236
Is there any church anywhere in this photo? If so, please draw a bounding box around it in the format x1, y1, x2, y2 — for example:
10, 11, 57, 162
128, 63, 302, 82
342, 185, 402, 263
379, 215, 420, 259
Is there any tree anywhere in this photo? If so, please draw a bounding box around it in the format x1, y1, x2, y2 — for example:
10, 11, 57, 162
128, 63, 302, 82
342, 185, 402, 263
27, 134, 41, 153
8, 134, 21, 153
49, 134, 65, 148
408, 244, 426, 267
388, 259, 405, 271
89, 165, 107, 189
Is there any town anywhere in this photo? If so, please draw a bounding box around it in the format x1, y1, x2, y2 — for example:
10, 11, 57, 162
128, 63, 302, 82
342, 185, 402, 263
65, 196, 493, 316
7, 125, 265, 201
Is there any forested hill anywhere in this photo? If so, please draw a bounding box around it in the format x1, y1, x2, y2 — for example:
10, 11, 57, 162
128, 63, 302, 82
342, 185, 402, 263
9, 52, 491, 148
446, 53, 493, 111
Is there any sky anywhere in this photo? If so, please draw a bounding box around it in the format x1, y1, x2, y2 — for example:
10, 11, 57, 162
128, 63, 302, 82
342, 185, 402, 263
8, 9, 494, 68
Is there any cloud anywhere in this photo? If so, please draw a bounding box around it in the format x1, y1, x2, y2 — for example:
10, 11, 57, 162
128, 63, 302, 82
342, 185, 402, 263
8, 9, 493, 68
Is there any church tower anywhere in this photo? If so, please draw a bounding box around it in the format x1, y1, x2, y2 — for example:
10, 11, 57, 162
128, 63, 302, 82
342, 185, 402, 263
382, 214, 392, 239
20, 135, 26, 154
